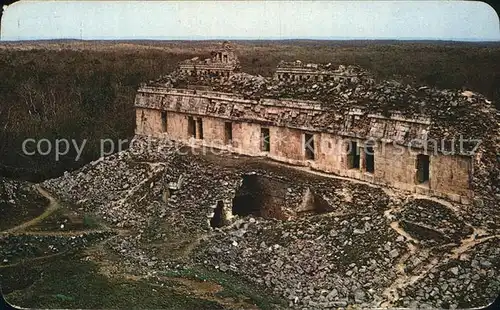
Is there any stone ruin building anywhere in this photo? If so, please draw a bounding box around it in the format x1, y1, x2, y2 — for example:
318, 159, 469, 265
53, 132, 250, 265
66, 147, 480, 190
178, 41, 240, 77
135, 42, 499, 206
2, 42, 496, 310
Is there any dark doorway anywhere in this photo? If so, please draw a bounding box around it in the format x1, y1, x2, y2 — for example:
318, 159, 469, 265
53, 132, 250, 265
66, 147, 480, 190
210, 200, 226, 228
261, 128, 270, 152
364, 144, 375, 173
196, 119, 204, 139
347, 141, 360, 169
304, 133, 315, 160
161, 111, 167, 132
188, 116, 196, 138
231, 174, 287, 220
232, 174, 263, 217
224, 122, 233, 145
416, 154, 430, 184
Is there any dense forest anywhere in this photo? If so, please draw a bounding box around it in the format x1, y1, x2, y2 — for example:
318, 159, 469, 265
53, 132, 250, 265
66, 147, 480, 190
1, 40, 499, 181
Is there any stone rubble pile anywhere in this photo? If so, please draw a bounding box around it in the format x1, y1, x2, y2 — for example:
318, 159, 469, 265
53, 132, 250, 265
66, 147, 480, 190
396, 199, 473, 246
193, 208, 406, 309
42, 141, 174, 228
468, 138, 500, 230
37, 136, 500, 309
395, 238, 500, 309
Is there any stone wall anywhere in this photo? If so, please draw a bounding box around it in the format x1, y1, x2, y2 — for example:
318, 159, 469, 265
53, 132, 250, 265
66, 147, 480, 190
274, 62, 366, 83
134, 87, 473, 203
274, 69, 361, 83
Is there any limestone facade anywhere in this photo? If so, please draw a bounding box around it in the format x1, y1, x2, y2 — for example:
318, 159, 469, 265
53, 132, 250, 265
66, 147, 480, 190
134, 86, 473, 204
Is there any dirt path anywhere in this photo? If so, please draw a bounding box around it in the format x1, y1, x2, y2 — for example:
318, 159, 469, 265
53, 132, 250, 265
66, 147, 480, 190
1, 185, 61, 234
3, 229, 126, 237
1, 186, 127, 238
0, 248, 72, 269
380, 193, 500, 308
158, 276, 260, 310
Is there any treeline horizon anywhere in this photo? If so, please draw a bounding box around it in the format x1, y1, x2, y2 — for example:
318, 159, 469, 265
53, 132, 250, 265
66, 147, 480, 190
0, 41, 499, 181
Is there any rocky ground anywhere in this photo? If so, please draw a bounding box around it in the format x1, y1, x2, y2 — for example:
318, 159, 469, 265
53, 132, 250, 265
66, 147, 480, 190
2, 135, 492, 309
1, 141, 283, 309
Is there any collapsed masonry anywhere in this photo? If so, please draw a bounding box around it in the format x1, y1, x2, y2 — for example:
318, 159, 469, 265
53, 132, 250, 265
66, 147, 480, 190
274, 60, 364, 82
136, 42, 500, 206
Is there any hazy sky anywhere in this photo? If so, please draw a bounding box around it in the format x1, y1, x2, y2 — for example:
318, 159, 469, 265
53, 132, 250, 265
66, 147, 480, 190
1, 1, 499, 41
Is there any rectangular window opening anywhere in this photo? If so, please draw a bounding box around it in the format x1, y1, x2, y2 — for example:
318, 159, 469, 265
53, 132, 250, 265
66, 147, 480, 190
188, 116, 196, 138
364, 145, 375, 173
224, 122, 233, 145
261, 128, 270, 152
304, 133, 315, 160
347, 141, 360, 169
416, 154, 430, 184
161, 111, 167, 132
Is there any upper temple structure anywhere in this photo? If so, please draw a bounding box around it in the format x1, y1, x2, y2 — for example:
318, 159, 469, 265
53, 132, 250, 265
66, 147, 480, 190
134, 42, 499, 206
178, 41, 240, 77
